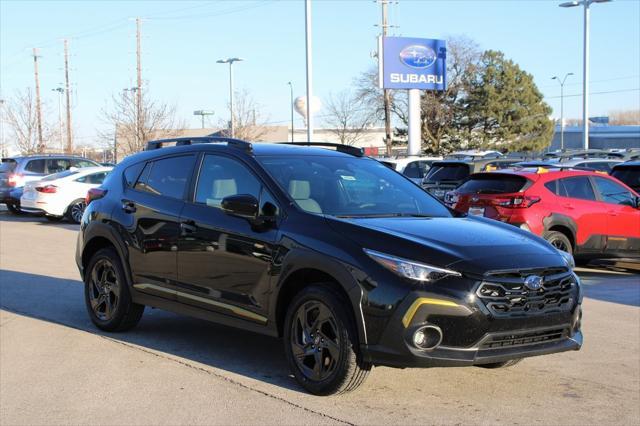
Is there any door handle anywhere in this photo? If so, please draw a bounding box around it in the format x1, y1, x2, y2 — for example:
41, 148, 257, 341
563, 203, 575, 210
180, 220, 197, 235
607, 210, 619, 216
122, 200, 136, 213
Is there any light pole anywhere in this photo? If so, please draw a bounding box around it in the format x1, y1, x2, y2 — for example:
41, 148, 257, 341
551, 73, 574, 151
0, 99, 5, 158
304, 0, 314, 143
216, 57, 244, 138
193, 110, 215, 129
559, 0, 612, 150
52, 88, 65, 152
287, 82, 294, 142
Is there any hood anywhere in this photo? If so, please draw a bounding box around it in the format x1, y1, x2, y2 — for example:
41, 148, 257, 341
326, 215, 565, 275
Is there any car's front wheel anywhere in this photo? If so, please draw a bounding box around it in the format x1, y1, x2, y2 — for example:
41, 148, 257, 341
66, 198, 86, 224
84, 247, 144, 332
283, 285, 371, 395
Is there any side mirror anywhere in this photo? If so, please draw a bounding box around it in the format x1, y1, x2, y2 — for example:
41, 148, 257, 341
221, 194, 259, 219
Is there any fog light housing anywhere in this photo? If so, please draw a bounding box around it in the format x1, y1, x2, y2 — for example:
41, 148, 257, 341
412, 325, 443, 350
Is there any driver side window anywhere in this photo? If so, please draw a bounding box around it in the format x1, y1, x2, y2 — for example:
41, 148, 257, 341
195, 155, 261, 209
594, 177, 635, 206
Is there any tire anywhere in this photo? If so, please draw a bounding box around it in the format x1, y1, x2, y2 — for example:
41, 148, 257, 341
45, 215, 64, 222
6, 203, 24, 215
283, 284, 371, 395
476, 359, 522, 369
543, 231, 573, 255
84, 247, 144, 332
66, 198, 86, 224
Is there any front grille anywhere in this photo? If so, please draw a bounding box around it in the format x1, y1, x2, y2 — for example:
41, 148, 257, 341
476, 269, 576, 318
480, 328, 568, 350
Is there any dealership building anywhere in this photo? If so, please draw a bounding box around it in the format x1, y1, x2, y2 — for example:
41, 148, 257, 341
549, 125, 640, 150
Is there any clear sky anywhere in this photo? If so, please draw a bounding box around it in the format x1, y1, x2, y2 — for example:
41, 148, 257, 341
1, 0, 639, 146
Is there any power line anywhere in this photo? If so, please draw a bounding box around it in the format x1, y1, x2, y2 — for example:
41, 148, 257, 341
540, 75, 640, 89
546, 88, 640, 99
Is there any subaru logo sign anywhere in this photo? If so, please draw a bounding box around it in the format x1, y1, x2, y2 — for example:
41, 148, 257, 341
399, 44, 437, 69
524, 275, 543, 291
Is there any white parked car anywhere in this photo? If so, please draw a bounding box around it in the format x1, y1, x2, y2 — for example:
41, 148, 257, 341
378, 156, 442, 184
20, 166, 112, 223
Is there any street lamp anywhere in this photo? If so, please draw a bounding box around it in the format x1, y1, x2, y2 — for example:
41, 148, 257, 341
193, 110, 215, 129
287, 82, 294, 142
559, 0, 612, 150
216, 57, 244, 138
551, 73, 574, 151
52, 88, 65, 151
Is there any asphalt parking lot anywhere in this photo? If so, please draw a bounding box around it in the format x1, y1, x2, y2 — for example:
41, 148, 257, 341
1, 210, 639, 425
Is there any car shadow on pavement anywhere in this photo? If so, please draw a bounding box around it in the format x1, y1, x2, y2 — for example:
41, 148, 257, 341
0, 269, 302, 393
0, 211, 79, 229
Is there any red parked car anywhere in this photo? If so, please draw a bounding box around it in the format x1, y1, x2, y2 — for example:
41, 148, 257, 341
446, 168, 640, 260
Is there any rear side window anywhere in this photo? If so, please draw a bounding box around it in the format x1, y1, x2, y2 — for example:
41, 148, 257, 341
558, 177, 596, 201
24, 159, 46, 173
124, 162, 145, 188
575, 162, 614, 172
72, 159, 98, 168
404, 161, 432, 179
46, 159, 71, 173
0, 159, 17, 172
425, 163, 470, 182
135, 155, 196, 199
42, 170, 78, 181
457, 174, 529, 194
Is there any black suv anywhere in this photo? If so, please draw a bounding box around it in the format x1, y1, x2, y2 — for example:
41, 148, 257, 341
76, 138, 583, 395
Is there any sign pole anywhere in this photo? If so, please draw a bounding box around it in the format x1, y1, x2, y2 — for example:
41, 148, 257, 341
408, 89, 421, 156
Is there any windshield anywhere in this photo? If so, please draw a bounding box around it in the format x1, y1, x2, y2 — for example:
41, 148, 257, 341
258, 155, 451, 218
41, 170, 79, 181
0, 159, 17, 173
457, 174, 530, 194
425, 163, 470, 182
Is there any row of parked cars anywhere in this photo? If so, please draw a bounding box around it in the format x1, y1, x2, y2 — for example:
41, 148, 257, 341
382, 148, 640, 261
0, 154, 112, 223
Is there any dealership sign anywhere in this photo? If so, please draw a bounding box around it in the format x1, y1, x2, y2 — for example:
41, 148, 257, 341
379, 36, 447, 91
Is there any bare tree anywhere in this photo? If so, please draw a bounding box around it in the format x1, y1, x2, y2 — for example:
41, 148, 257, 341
217, 90, 270, 141
5, 88, 52, 154
99, 89, 182, 157
323, 90, 377, 146
609, 109, 640, 125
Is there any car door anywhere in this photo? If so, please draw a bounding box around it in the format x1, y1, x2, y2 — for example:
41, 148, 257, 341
115, 154, 197, 300
592, 176, 640, 256
177, 153, 280, 324
555, 176, 609, 254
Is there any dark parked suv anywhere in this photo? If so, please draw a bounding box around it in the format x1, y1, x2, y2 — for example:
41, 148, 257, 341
76, 138, 583, 395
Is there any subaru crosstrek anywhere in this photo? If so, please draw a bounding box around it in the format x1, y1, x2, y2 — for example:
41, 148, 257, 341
76, 138, 583, 395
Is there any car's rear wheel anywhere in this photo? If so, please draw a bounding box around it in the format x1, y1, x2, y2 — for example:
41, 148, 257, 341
84, 247, 144, 332
66, 198, 86, 223
543, 231, 573, 254
283, 285, 371, 395
477, 359, 522, 369
6, 203, 24, 215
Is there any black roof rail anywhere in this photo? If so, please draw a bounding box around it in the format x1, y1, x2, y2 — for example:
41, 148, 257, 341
145, 136, 252, 153
282, 142, 364, 157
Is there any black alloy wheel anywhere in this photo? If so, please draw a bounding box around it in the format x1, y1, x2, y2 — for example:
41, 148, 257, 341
88, 258, 121, 321
84, 248, 144, 331
290, 300, 341, 382
284, 285, 371, 395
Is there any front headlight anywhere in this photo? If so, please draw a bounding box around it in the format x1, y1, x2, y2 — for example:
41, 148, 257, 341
364, 249, 461, 282
558, 249, 575, 269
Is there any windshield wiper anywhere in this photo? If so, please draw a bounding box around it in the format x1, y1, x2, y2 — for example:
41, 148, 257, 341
335, 213, 432, 218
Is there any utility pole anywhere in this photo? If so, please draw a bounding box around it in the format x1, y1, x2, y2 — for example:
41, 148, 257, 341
0, 99, 5, 158
63, 39, 73, 154
52, 88, 65, 151
379, 0, 392, 156
32, 48, 44, 153
136, 17, 143, 148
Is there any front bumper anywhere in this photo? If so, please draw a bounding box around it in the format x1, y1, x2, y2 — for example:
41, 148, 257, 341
362, 273, 582, 368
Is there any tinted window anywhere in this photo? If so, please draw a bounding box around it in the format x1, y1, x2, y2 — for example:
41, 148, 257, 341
259, 155, 451, 217
544, 180, 558, 195
195, 155, 261, 208
593, 177, 635, 206
404, 161, 432, 179
575, 162, 613, 172
135, 155, 195, 199
24, 159, 46, 173
46, 159, 71, 173
124, 162, 145, 188
76, 172, 108, 184
611, 167, 640, 190
0, 159, 17, 173
558, 177, 596, 201
425, 163, 470, 182
457, 174, 529, 194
